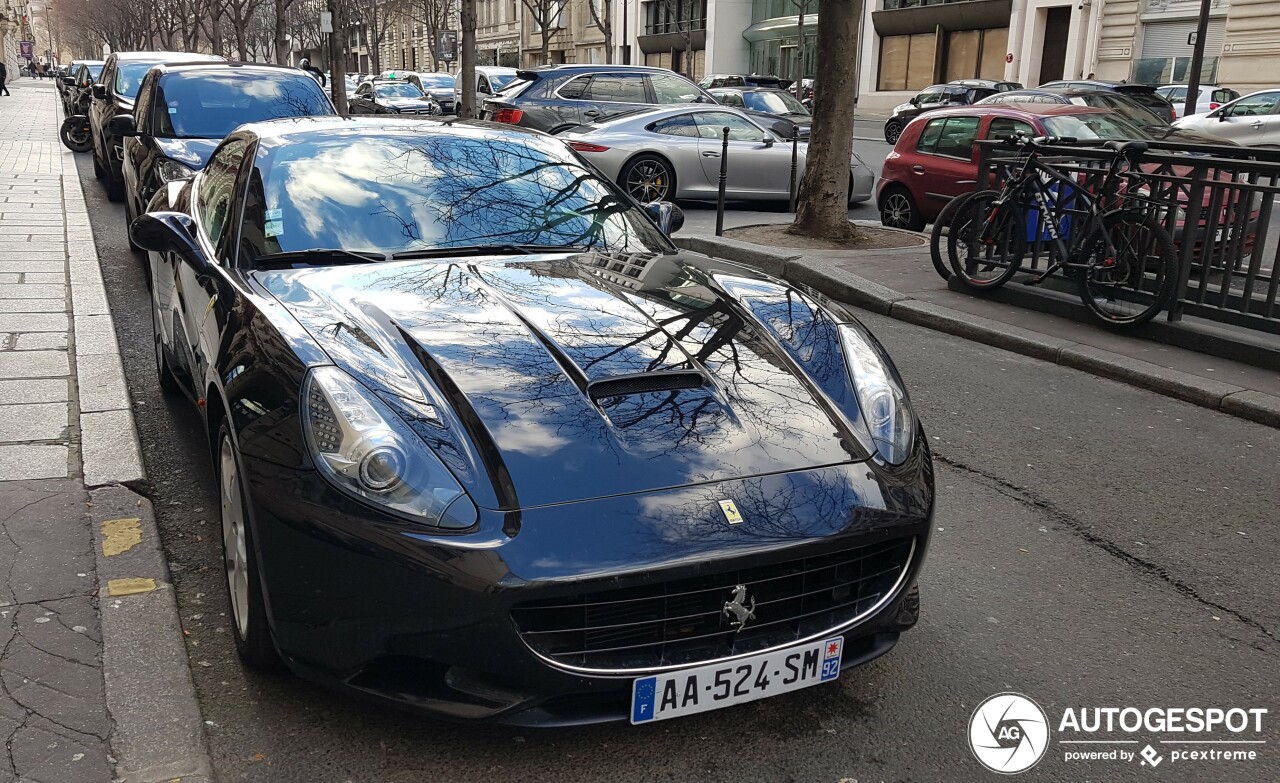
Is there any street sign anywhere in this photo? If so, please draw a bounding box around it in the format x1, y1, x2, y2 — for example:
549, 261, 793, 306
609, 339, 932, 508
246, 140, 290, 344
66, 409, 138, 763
320, 11, 333, 33
19, 41, 33, 60
436, 30, 458, 62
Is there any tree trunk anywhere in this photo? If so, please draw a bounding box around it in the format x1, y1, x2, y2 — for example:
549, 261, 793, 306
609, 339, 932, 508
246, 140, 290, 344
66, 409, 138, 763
788, 0, 861, 240
459, 0, 477, 117
273, 0, 290, 64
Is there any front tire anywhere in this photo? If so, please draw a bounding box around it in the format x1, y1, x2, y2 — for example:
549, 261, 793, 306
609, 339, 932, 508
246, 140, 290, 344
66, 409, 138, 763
217, 423, 280, 671
928, 192, 978, 281
879, 185, 926, 232
59, 118, 93, 153
619, 154, 676, 203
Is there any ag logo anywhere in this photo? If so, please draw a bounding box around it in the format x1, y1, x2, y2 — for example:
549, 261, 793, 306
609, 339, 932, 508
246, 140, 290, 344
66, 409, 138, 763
968, 692, 1050, 774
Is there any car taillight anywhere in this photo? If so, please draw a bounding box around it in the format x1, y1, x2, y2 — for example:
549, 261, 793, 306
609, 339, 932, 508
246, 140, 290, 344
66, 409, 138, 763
1209, 102, 1220, 110
567, 141, 609, 152
493, 108, 523, 124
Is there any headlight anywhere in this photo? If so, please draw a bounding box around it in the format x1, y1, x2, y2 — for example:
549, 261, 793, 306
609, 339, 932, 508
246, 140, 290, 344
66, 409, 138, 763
302, 366, 477, 529
838, 322, 916, 465
156, 159, 195, 183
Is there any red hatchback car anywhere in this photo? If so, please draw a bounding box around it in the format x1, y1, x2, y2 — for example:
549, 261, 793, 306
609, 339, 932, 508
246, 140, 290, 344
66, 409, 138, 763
877, 104, 1157, 231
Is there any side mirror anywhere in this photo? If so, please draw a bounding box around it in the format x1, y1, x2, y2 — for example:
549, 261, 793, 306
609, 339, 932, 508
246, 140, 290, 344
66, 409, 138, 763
1217, 110, 1228, 121
62, 76, 75, 87
108, 114, 137, 138
478, 85, 493, 95
92, 84, 106, 100
130, 212, 209, 273
645, 201, 684, 235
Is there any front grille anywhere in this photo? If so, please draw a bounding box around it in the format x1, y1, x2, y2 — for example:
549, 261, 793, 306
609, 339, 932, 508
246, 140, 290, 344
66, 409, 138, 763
511, 537, 914, 673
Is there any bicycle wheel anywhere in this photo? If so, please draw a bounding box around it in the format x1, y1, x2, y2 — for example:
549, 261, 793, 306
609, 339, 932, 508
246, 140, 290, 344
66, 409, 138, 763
948, 190, 1027, 290
1076, 211, 1178, 327
928, 191, 978, 281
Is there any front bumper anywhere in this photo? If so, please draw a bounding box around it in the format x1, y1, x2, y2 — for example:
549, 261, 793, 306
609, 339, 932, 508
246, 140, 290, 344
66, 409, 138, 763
243, 440, 933, 725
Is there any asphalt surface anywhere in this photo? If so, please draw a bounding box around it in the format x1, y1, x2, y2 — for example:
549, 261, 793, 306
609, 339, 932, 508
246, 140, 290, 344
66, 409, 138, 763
75, 151, 1279, 782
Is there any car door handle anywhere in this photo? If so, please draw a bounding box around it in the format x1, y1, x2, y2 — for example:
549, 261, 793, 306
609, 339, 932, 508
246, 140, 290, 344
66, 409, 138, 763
912, 165, 925, 174
583, 110, 601, 117
702, 151, 721, 158
1251, 120, 1265, 127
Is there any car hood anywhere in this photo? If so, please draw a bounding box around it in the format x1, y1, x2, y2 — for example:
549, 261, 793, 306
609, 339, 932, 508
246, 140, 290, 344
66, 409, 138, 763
256, 251, 874, 509
427, 88, 454, 100
892, 102, 912, 115
153, 137, 219, 169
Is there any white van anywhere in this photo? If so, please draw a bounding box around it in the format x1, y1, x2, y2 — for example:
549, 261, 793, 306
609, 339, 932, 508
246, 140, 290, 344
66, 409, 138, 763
453, 66, 519, 109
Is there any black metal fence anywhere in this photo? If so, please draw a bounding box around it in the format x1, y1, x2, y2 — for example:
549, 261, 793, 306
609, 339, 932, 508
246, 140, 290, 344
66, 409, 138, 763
976, 139, 1280, 336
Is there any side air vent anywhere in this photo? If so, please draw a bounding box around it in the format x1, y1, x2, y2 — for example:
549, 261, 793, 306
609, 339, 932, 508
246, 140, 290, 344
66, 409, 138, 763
587, 371, 704, 399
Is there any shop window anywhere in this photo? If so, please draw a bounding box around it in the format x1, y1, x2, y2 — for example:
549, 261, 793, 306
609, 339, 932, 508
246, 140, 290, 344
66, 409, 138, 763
878, 32, 936, 91
944, 27, 1008, 82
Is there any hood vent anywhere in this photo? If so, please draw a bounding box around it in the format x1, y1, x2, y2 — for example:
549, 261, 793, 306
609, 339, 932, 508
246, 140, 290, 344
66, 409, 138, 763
587, 371, 704, 400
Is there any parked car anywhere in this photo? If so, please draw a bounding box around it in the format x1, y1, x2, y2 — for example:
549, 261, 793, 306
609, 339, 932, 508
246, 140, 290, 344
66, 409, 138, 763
411, 71, 456, 114
558, 105, 873, 204
454, 65, 518, 107
1172, 89, 1280, 146
90, 51, 225, 201
1038, 80, 1175, 123
130, 114, 932, 724
883, 80, 1022, 144
61, 60, 103, 116
481, 65, 715, 132
348, 78, 441, 115
978, 87, 1170, 128
58, 59, 95, 109
698, 74, 786, 90
878, 103, 1252, 246
1154, 84, 1240, 120
708, 86, 813, 139
114, 62, 335, 255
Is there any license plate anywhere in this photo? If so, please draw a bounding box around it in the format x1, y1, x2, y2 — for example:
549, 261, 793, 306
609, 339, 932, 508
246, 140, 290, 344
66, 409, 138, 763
630, 637, 843, 724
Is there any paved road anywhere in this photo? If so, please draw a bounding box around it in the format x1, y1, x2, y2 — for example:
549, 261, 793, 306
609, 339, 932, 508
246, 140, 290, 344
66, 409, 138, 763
76, 154, 1278, 782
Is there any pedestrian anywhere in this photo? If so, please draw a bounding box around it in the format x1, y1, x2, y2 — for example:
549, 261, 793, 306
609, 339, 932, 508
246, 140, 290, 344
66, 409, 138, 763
299, 58, 326, 87
37, 62, 45, 80
0, 61, 9, 96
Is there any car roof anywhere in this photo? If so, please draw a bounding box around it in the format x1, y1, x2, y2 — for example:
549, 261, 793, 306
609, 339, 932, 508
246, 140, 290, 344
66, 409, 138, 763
522, 64, 675, 75
239, 116, 550, 147
709, 86, 791, 93
917, 103, 1113, 120
150, 61, 308, 76
110, 51, 224, 62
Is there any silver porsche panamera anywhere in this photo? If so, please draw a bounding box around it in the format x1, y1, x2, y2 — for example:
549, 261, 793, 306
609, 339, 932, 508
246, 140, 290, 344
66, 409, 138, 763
557, 105, 875, 205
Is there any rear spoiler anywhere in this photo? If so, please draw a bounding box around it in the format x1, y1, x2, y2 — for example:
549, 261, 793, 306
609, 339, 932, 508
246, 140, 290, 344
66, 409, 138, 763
515, 69, 541, 81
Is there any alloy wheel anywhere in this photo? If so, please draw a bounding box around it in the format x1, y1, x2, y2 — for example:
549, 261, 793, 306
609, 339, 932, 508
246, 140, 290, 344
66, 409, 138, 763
220, 437, 251, 641
882, 192, 914, 229
626, 160, 670, 202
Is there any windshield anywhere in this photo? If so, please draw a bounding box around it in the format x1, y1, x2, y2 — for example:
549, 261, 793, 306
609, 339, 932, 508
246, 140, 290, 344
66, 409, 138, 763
87, 64, 103, 80
154, 71, 333, 138
375, 83, 425, 99
116, 60, 163, 99
1042, 113, 1149, 141
419, 74, 455, 88
489, 73, 515, 91
742, 91, 808, 115
242, 129, 671, 263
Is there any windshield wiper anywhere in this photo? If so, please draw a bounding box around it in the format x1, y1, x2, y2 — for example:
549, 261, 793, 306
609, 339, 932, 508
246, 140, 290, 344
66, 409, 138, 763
391, 244, 591, 260
255, 248, 387, 268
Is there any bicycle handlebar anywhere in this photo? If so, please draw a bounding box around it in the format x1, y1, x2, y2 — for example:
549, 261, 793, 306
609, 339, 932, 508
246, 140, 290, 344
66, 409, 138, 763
998, 133, 1078, 148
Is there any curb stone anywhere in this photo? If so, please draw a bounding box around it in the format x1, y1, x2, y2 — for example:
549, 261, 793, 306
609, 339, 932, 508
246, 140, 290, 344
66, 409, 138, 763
56, 99, 214, 782
676, 234, 1280, 431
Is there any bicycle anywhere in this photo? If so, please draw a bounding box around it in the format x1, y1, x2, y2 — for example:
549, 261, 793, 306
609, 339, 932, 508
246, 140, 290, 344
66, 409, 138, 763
948, 135, 1179, 328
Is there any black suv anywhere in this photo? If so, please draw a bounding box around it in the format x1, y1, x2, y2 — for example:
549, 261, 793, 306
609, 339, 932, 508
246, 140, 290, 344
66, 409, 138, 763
883, 79, 1022, 144
348, 78, 441, 115
707, 86, 813, 139
698, 74, 787, 90
111, 62, 335, 253
481, 65, 715, 132
1038, 79, 1175, 123
90, 51, 224, 201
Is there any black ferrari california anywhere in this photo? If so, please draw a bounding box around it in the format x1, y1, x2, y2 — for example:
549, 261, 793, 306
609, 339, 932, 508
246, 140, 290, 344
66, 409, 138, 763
132, 116, 934, 725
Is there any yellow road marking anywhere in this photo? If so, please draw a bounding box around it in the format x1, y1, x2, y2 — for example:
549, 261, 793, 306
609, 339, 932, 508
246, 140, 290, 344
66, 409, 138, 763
101, 518, 142, 557
107, 578, 157, 597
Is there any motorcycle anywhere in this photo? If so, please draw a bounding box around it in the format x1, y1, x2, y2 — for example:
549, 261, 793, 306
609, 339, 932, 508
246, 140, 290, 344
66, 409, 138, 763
60, 115, 93, 153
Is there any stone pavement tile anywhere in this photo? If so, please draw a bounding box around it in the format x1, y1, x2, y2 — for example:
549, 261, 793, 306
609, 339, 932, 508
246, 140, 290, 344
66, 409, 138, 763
0, 284, 64, 300
1, 602, 108, 743
0, 253, 66, 263
0, 260, 66, 274
13, 333, 68, 351
0, 274, 19, 283
0, 480, 92, 606
0, 351, 68, 379
81, 411, 144, 487
0, 445, 68, 481
0, 380, 69, 405
7, 714, 112, 783
23, 273, 66, 284
0, 314, 67, 333
0, 300, 65, 313
75, 353, 131, 414
72, 315, 118, 356
0, 403, 69, 443
70, 281, 108, 317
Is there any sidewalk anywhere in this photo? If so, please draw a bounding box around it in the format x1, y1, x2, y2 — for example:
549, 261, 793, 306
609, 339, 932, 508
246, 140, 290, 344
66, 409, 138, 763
679, 222, 1280, 427
0, 79, 210, 783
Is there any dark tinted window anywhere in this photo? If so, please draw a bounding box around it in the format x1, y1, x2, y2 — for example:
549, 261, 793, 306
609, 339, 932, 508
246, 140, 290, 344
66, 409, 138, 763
650, 74, 704, 104
917, 118, 946, 151
583, 74, 649, 103
244, 130, 670, 261
650, 114, 700, 137
196, 139, 248, 248
154, 71, 333, 139
558, 76, 590, 99
917, 116, 978, 156
116, 60, 163, 99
